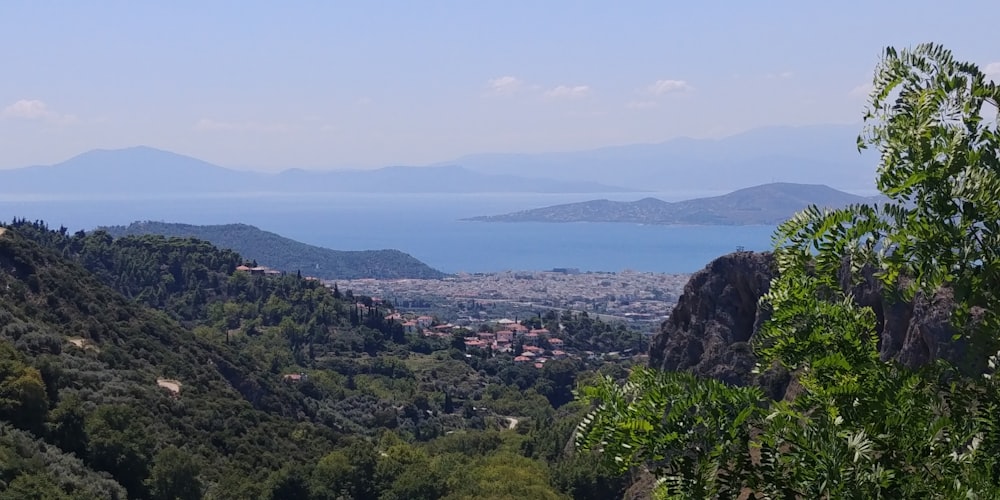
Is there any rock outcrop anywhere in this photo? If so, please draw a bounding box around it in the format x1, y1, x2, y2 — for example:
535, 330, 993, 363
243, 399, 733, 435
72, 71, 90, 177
648, 251, 773, 388
649, 251, 973, 393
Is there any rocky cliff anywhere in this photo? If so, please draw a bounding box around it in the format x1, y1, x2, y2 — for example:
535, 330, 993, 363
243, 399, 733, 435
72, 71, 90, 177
649, 251, 972, 393
647, 252, 773, 386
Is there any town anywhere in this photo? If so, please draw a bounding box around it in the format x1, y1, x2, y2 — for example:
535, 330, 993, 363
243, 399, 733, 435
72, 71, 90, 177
332, 269, 690, 334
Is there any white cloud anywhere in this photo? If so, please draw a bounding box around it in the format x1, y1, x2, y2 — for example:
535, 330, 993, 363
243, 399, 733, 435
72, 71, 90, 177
2, 99, 77, 124
849, 82, 873, 99
544, 85, 590, 99
626, 100, 658, 109
194, 118, 287, 133
985, 62, 1000, 79
646, 79, 691, 96
486, 76, 523, 94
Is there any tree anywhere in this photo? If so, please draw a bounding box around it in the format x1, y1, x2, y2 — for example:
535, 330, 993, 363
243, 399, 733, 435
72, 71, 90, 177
310, 450, 353, 500
85, 405, 154, 498
146, 446, 203, 500
536, 358, 581, 408
47, 393, 88, 458
577, 44, 1000, 498
0, 363, 49, 434
0, 473, 71, 500
262, 465, 312, 500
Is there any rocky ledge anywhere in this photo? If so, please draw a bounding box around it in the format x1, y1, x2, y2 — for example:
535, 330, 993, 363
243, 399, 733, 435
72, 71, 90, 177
649, 251, 974, 396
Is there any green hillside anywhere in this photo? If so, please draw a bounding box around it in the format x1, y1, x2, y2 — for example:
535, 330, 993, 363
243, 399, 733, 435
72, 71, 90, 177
101, 221, 446, 280
0, 220, 627, 499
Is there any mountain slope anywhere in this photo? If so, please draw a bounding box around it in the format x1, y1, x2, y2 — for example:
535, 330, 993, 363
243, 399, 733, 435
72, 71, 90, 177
0, 221, 594, 499
100, 221, 446, 279
0, 146, 263, 194
465, 182, 874, 225
0, 224, 342, 498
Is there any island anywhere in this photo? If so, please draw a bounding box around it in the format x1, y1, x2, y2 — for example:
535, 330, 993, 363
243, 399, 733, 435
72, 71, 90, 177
464, 182, 876, 226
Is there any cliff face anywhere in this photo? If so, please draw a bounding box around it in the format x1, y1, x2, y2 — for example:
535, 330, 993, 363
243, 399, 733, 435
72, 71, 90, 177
649, 251, 970, 392
648, 252, 774, 387
842, 268, 971, 369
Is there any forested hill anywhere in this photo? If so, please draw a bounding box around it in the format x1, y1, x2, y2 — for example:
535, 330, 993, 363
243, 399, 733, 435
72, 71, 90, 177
0, 219, 628, 499
467, 182, 874, 225
101, 221, 446, 280
0, 222, 346, 498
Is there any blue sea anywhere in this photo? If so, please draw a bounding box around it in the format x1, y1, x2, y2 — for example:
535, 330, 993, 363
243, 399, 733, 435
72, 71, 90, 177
0, 192, 778, 274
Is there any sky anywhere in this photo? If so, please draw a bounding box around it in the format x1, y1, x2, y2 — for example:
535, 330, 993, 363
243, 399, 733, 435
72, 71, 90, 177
0, 1, 998, 171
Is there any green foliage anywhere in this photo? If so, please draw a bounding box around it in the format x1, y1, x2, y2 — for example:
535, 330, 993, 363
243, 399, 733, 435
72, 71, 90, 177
558, 310, 643, 353
85, 405, 155, 498
0, 343, 49, 434
440, 453, 569, 500
0, 222, 608, 499
577, 368, 762, 497
0, 473, 71, 500
577, 44, 1000, 498
0, 422, 128, 499
147, 446, 203, 500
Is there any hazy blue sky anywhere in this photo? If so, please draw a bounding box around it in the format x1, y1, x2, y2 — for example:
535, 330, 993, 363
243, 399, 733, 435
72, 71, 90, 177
1, 1, 997, 170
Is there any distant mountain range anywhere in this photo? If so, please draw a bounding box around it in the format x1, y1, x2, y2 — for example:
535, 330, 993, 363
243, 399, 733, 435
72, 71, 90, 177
101, 221, 447, 280
444, 124, 878, 191
0, 146, 632, 195
0, 124, 879, 196
465, 183, 876, 226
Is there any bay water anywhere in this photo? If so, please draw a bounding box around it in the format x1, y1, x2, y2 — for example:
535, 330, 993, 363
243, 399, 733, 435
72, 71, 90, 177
0, 192, 778, 274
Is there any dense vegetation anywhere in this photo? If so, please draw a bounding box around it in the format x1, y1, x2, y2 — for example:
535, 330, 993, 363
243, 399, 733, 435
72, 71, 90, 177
0, 220, 631, 499
102, 221, 446, 280
577, 44, 1000, 497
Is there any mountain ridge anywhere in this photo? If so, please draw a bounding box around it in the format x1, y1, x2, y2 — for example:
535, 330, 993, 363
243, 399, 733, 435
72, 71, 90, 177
443, 124, 877, 191
100, 221, 447, 280
465, 182, 876, 226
